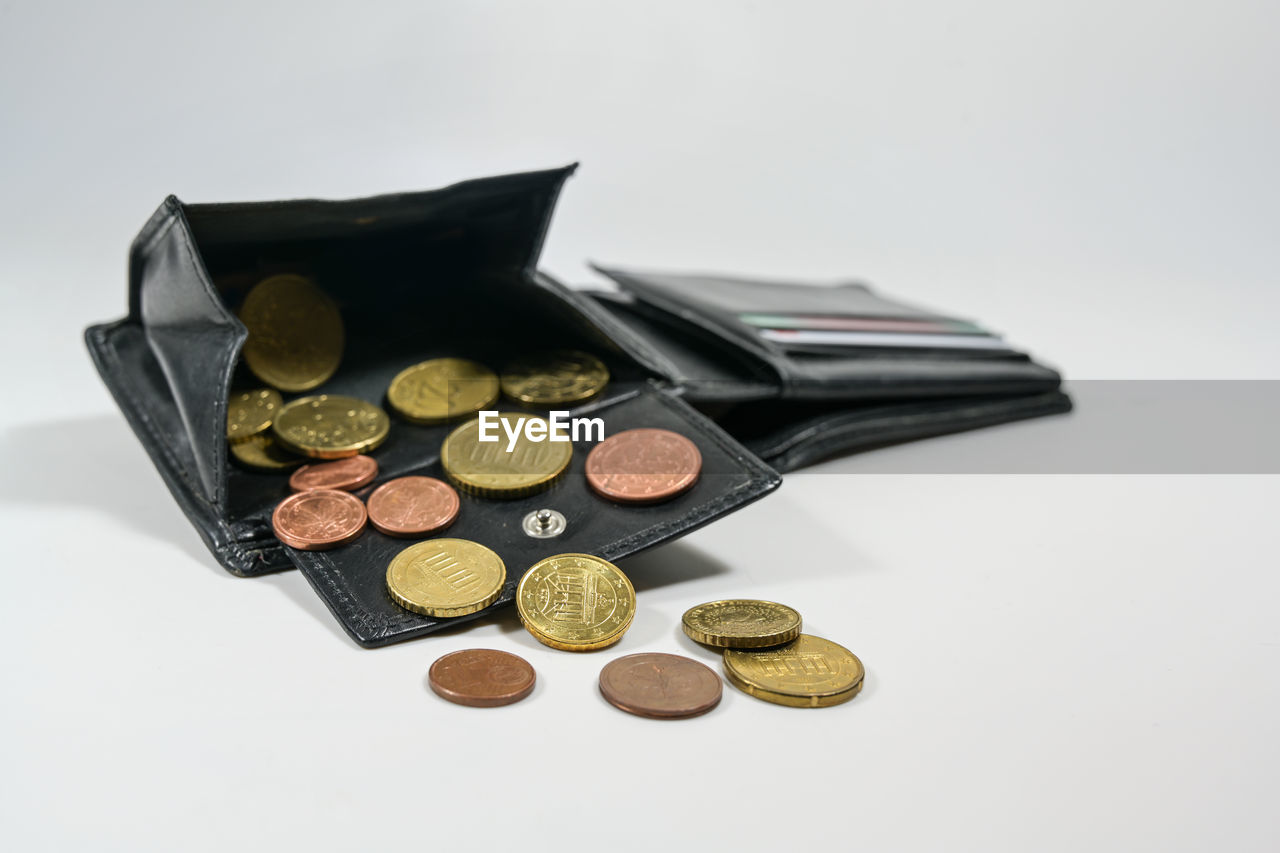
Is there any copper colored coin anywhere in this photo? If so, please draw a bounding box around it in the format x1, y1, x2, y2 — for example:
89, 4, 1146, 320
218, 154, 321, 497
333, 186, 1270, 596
271, 489, 367, 550
289, 455, 379, 492
585, 428, 702, 504
428, 649, 536, 707
366, 476, 461, 537
598, 652, 722, 719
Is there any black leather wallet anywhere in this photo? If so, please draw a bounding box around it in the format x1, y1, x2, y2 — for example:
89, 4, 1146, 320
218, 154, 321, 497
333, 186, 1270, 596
84, 164, 1069, 647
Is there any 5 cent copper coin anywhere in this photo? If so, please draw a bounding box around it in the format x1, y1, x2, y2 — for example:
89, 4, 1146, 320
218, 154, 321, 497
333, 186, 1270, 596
366, 476, 460, 537
271, 488, 367, 550
428, 649, 536, 707
289, 455, 379, 492
585, 428, 702, 504
598, 652, 722, 719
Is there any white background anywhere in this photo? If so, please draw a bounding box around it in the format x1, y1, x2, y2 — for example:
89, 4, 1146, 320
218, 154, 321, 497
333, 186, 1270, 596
1, 2, 1277, 851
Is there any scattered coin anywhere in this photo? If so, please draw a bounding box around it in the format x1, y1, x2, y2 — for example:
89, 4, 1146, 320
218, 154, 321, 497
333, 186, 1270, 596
289, 455, 379, 492
585, 428, 702, 504
229, 433, 304, 471
428, 649, 536, 707
238, 274, 344, 392
517, 553, 635, 651
598, 652, 722, 719
723, 634, 865, 708
272, 394, 390, 459
500, 350, 610, 405
366, 476, 460, 537
387, 357, 499, 424
681, 599, 802, 649
440, 413, 571, 498
271, 489, 368, 550
386, 538, 506, 618
226, 388, 283, 443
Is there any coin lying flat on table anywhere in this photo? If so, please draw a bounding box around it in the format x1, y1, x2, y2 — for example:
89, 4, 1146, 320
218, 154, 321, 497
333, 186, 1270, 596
386, 538, 506, 618
238, 274, 344, 392
517, 554, 636, 651
271, 489, 367, 550
226, 388, 283, 442
682, 599, 802, 649
440, 413, 572, 498
585, 428, 702, 504
366, 476, 460, 537
387, 357, 499, 424
599, 653, 722, 719
289, 455, 378, 492
229, 434, 304, 471
500, 350, 610, 405
723, 634, 865, 708
429, 649, 536, 707
272, 394, 390, 459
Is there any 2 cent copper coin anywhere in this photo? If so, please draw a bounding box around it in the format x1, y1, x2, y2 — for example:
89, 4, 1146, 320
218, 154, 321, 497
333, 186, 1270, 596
585, 428, 702, 504
598, 652, 722, 719
428, 649, 536, 707
366, 476, 460, 537
288, 455, 378, 492
271, 488, 367, 550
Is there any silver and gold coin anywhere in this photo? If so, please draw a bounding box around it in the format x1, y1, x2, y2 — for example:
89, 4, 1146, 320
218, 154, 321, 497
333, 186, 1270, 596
226, 388, 283, 443
387, 358, 499, 424
516, 554, 635, 651
272, 394, 390, 459
440, 413, 571, 498
238, 274, 344, 392
682, 599, 802, 649
723, 634, 864, 708
229, 433, 304, 471
500, 350, 609, 405
386, 538, 506, 618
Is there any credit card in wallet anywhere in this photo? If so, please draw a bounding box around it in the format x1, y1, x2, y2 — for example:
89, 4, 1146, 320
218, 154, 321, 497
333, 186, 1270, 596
758, 328, 1015, 351
739, 312, 989, 335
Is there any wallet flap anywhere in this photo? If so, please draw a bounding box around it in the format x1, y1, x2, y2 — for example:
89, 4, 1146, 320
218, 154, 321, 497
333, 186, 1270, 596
283, 384, 781, 647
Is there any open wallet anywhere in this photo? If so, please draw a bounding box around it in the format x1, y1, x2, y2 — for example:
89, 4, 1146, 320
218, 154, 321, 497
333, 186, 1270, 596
85, 164, 1070, 647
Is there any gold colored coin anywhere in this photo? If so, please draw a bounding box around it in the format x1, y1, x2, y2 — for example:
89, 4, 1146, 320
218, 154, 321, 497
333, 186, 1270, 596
387, 358, 499, 424
272, 394, 390, 459
723, 634, 865, 708
500, 350, 610, 405
682, 599, 802, 649
229, 434, 304, 471
226, 388, 283, 443
238, 274, 344, 392
386, 538, 506, 618
516, 553, 635, 651
440, 413, 572, 498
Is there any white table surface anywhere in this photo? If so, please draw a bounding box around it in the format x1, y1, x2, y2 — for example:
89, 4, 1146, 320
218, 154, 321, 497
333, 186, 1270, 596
3, 3, 1277, 850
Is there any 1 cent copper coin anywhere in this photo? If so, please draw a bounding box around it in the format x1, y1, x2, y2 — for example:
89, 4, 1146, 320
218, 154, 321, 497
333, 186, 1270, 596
271, 488, 367, 550
289, 455, 379, 492
366, 476, 460, 537
585, 428, 702, 504
598, 652, 722, 719
428, 649, 536, 707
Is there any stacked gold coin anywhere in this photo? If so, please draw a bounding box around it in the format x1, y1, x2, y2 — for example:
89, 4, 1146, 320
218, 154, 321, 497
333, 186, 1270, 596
387, 358, 499, 424
683, 599, 865, 708
272, 394, 390, 459
517, 554, 635, 651
440, 414, 571, 498
226, 387, 304, 471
